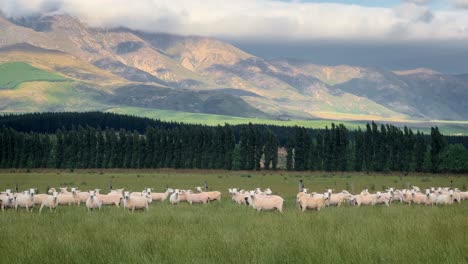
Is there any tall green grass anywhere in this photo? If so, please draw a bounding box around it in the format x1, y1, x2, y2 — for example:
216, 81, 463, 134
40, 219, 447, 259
0, 171, 467, 264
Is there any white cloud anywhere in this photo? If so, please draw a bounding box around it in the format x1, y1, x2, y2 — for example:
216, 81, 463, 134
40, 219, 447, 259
403, 0, 432, 5
0, 0, 467, 41
452, 0, 468, 8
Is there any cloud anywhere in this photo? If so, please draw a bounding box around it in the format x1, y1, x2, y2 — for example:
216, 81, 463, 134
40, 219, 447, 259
0, 0, 467, 42
403, 0, 432, 5
452, 0, 468, 8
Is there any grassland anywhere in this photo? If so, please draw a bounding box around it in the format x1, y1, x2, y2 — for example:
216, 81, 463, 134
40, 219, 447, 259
0, 170, 467, 264
106, 106, 468, 135
0, 62, 68, 89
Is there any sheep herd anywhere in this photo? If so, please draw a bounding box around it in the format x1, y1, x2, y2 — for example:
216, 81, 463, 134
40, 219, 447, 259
229, 186, 468, 212
0, 185, 467, 213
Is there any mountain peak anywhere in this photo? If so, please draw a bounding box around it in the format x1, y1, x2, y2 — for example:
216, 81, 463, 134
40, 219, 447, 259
393, 68, 440, 76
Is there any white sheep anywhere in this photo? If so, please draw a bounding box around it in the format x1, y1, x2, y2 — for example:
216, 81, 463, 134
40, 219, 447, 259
436, 190, 454, 205
57, 189, 80, 206
15, 190, 35, 212
39, 192, 59, 213
123, 191, 149, 212
195, 187, 221, 202
327, 191, 353, 207
0, 193, 15, 211
185, 191, 210, 204
351, 193, 378, 207
247, 191, 284, 212
97, 191, 122, 207
86, 191, 102, 211
298, 192, 329, 212
149, 188, 174, 202
424, 189, 438, 206
169, 189, 181, 205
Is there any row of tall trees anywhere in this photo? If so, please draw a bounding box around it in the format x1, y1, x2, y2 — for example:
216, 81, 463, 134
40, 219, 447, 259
0, 113, 467, 172
0, 124, 279, 170
286, 123, 467, 173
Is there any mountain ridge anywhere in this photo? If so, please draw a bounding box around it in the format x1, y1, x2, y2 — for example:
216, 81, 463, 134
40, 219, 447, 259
0, 13, 466, 121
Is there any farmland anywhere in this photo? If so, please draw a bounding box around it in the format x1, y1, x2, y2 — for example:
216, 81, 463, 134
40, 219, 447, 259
0, 170, 467, 264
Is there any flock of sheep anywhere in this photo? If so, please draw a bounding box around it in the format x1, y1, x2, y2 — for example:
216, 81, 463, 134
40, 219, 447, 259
0, 185, 466, 213
228, 186, 467, 212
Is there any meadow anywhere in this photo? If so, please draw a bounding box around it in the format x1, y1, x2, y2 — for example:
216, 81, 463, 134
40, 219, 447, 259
0, 170, 467, 264
106, 106, 468, 135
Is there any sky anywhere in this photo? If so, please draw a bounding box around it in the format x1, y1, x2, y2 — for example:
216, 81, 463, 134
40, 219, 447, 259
0, 0, 467, 73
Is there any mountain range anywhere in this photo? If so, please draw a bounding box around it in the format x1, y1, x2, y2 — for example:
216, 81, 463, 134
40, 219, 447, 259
0, 14, 467, 122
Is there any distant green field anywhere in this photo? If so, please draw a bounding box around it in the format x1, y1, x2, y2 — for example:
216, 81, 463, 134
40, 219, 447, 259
106, 106, 468, 135
0, 171, 467, 264
0, 62, 68, 89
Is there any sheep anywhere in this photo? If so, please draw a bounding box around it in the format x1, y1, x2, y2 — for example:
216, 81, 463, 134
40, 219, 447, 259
351, 193, 379, 207
39, 192, 59, 213
247, 191, 284, 212
15, 190, 35, 212
452, 190, 462, 204
149, 188, 174, 202
230, 190, 249, 205
185, 191, 210, 205
402, 190, 414, 205
59, 187, 71, 194
169, 189, 181, 205
410, 190, 427, 205
327, 191, 352, 207
298, 192, 329, 212
376, 191, 393, 206
97, 191, 122, 207
177, 190, 192, 203
86, 191, 102, 211
76, 190, 90, 204
34, 193, 49, 206
57, 189, 80, 206
424, 189, 438, 206
0, 193, 15, 211
123, 191, 149, 212
195, 187, 221, 202
436, 190, 454, 205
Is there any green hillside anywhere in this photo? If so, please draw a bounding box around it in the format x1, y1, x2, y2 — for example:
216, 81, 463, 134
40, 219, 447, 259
0, 62, 68, 89
105, 106, 468, 135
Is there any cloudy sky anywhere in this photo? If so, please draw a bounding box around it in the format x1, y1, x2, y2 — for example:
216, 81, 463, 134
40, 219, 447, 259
1, 0, 467, 73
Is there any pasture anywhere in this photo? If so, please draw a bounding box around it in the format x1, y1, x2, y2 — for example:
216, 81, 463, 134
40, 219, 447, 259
0, 170, 467, 264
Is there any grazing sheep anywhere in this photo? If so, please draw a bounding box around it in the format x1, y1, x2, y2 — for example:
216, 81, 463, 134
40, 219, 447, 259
177, 190, 192, 203
15, 190, 35, 212
86, 191, 102, 211
185, 192, 210, 205
298, 192, 329, 212
57, 189, 80, 206
195, 187, 221, 202
436, 190, 454, 205
39, 192, 59, 213
352, 193, 379, 207
123, 191, 149, 212
231, 190, 249, 205
327, 191, 353, 207
34, 193, 49, 206
97, 191, 122, 207
149, 188, 174, 202
0, 193, 15, 211
247, 192, 285, 213
410, 190, 427, 205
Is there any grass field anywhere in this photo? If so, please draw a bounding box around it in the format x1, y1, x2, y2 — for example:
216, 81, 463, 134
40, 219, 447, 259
106, 106, 468, 135
0, 170, 467, 263
0, 62, 68, 89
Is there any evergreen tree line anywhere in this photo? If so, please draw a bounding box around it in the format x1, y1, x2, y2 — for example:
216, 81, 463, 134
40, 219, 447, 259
286, 122, 468, 173
0, 124, 279, 170
0, 113, 467, 172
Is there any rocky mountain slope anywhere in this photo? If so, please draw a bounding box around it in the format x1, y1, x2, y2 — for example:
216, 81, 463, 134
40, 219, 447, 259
0, 14, 467, 121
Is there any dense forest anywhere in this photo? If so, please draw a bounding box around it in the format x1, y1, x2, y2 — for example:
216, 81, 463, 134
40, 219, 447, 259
0, 112, 467, 172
